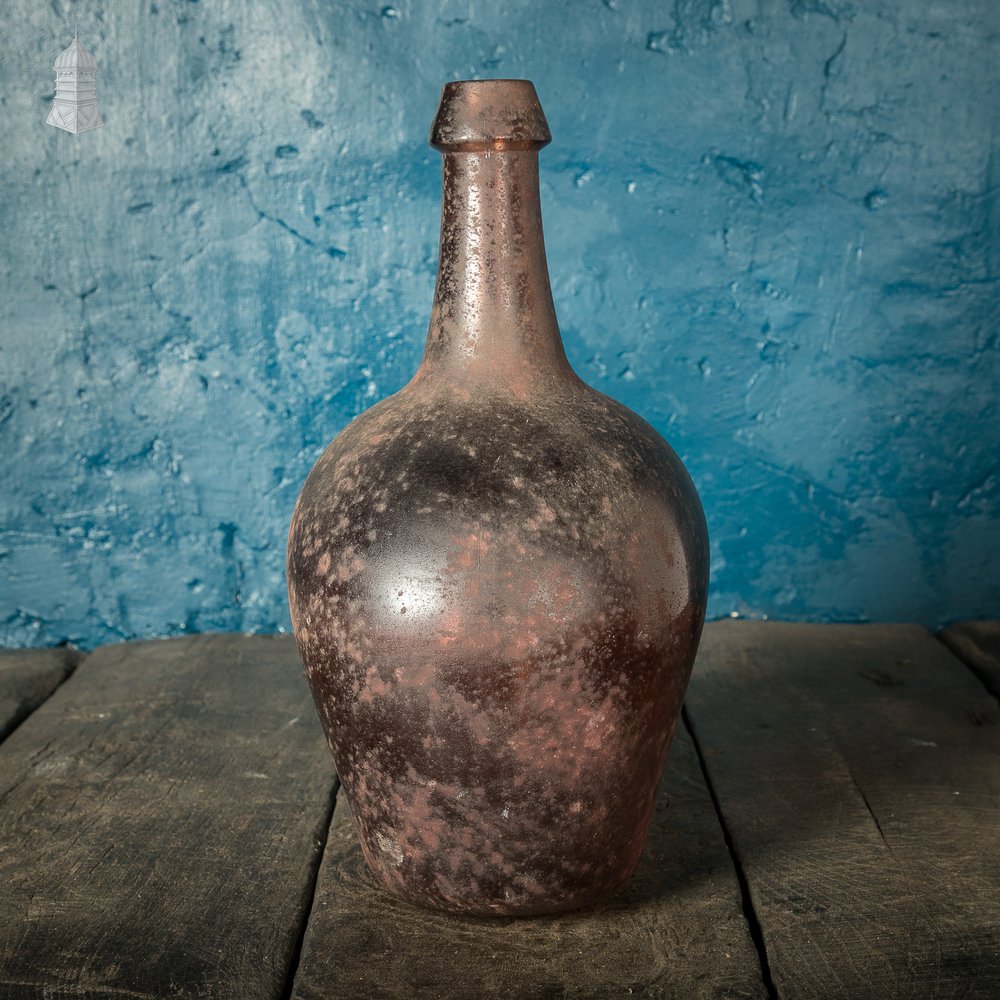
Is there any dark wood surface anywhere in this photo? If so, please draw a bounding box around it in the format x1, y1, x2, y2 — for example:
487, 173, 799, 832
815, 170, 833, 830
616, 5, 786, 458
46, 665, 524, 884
0, 647, 79, 743
685, 622, 1000, 1000
0, 622, 996, 999
940, 621, 1000, 700
0, 635, 335, 1000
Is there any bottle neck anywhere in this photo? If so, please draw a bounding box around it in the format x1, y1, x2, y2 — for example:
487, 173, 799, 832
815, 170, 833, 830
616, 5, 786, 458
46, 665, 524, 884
419, 149, 570, 386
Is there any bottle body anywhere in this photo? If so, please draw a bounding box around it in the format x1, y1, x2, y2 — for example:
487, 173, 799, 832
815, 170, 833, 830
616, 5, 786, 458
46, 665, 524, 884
287, 81, 708, 915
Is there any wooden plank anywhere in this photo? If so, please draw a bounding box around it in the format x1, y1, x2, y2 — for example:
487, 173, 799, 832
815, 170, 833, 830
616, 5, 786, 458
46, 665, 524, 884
290, 724, 767, 1000
685, 621, 1000, 1000
0, 647, 80, 743
939, 621, 1000, 700
0, 634, 336, 999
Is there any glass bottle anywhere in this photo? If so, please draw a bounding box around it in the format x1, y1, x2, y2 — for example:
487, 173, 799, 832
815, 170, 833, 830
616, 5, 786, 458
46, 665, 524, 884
287, 80, 709, 915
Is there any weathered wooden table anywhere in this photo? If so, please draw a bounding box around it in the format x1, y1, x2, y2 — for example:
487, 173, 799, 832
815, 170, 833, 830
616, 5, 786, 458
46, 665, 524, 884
1, 621, 998, 999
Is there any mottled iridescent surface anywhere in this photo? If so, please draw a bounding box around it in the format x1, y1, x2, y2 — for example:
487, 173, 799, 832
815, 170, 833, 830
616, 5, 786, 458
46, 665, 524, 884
288, 378, 706, 914
287, 82, 708, 914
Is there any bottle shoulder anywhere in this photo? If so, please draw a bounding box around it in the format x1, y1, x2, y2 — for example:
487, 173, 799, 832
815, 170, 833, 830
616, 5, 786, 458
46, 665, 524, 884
317, 376, 684, 474
295, 376, 703, 546
289, 376, 709, 647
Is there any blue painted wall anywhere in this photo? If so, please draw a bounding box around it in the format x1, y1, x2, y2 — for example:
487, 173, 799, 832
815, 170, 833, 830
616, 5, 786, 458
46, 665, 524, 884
2, 0, 998, 648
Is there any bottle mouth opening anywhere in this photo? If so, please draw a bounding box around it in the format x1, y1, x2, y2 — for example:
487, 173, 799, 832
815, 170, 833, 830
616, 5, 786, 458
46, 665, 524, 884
430, 79, 551, 152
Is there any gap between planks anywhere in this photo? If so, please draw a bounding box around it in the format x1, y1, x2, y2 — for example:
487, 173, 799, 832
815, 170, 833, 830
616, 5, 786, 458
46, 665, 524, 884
683, 704, 779, 1000
282, 775, 341, 1000
0, 646, 83, 746
937, 622, 1000, 704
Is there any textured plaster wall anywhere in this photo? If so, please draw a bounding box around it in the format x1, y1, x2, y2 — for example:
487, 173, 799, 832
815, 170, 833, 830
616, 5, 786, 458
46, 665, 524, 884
1, 0, 998, 648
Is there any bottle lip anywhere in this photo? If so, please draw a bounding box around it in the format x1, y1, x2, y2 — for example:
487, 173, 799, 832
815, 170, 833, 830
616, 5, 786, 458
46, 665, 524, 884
430, 79, 551, 152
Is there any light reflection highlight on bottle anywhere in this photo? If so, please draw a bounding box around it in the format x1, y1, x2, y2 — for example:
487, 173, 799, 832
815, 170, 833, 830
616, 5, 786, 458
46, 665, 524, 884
370, 554, 448, 628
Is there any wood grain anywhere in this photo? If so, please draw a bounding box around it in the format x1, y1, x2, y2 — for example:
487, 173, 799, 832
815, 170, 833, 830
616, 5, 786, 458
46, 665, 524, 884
685, 621, 1000, 1000
939, 621, 1000, 700
0, 647, 79, 743
290, 723, 767, 1000
0, 634, 335, 999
